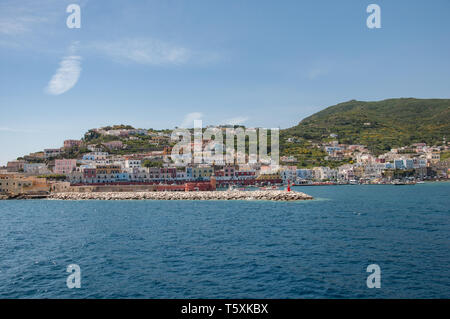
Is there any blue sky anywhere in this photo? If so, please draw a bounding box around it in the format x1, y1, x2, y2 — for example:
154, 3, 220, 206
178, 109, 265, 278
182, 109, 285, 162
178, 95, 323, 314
1, 0, 449, 165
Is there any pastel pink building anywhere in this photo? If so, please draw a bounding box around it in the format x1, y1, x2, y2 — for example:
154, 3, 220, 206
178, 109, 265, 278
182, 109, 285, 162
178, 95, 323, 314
54, 159, 77, 174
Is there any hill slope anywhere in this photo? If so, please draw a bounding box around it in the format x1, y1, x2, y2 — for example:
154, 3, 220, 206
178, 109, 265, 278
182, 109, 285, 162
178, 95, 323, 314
282, 98, 450, 154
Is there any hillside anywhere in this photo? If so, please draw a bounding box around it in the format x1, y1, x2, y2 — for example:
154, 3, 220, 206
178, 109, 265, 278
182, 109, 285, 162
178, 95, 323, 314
16, 98, 449, 169
282, 98, 450, 154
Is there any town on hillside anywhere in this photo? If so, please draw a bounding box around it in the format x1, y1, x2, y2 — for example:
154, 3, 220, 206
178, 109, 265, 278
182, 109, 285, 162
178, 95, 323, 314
1, 125, 449, 198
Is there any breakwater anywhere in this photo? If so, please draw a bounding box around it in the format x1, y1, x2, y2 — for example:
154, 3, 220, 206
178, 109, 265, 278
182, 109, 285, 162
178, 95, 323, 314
48, 190, 313, 201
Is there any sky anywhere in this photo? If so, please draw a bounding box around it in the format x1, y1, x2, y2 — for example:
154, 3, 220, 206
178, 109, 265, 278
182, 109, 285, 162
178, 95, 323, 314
1, 0, 449, 165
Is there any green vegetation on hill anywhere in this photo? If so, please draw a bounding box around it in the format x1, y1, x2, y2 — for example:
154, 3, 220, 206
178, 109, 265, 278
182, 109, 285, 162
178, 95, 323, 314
280, 140, 352, 168
441, 150, 450, 161
82, 129, 165, 155
142, 160, 163, 168
102, 124, 135, 131
37, 174, 66, 180
282, 98, 450, 155
16, 98, 448, 166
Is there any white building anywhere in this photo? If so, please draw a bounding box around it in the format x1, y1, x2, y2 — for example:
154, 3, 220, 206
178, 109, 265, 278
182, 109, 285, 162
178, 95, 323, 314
413, 158, 427, 168
23, 163, 51, 175
44, 148, 61, 159
312, 167, 338, 181
125, 159, 142, 169
363, 163, 388, 178
296, 169, 314, 181
337, 165, 355, 181
279, 166, 297, 183
82, 152, 109, 162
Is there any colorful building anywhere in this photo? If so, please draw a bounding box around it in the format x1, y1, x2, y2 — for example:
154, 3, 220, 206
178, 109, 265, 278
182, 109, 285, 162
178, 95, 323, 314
54, 159, 77, 175
63, 140, 82, 149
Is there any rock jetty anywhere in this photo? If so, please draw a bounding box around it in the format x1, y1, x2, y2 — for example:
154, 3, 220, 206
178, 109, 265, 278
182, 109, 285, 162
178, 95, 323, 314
48, 190, 313, 201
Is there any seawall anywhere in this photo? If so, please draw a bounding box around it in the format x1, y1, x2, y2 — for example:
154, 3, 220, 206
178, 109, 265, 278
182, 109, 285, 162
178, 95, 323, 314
48, 190, 313, 201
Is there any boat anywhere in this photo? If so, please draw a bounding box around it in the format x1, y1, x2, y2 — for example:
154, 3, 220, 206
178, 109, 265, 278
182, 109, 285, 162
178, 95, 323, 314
392, 180, 416, 185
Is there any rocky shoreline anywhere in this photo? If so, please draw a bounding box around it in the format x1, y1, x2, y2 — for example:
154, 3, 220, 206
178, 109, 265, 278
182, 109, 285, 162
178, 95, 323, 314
48, 190, 313, 201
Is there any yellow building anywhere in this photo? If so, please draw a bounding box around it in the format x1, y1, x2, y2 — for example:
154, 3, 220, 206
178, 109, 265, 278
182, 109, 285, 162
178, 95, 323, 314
192, 167, 214, 179
427, 150, 441, 164
95, 165, 121, 175
50, 181, 72, 193
0, 174, 49, 196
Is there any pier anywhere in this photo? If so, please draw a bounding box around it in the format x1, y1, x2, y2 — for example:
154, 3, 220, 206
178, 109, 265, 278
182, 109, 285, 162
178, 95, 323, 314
48, 190, 313, 201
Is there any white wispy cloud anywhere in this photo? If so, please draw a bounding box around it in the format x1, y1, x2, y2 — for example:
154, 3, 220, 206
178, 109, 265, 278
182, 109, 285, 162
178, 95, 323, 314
90, 38, 191, 66
0, 126, 37, 133
224, 116, 249, 126
0, 19, 30, 35
0, 0, 58, 36
45, 55, 82, 95
307, 67, 328, 80
180, 112, 203, 128
0, 8, 49, 35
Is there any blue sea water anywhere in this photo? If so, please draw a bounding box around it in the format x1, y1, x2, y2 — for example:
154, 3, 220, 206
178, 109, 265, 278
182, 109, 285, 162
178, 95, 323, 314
0, 182, 449, 299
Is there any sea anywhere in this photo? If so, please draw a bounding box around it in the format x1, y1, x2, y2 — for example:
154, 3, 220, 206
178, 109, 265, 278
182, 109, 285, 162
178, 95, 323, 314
0, 182, 449, 298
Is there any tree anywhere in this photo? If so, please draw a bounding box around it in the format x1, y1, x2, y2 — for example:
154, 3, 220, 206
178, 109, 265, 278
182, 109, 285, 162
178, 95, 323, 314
142, 160, 163, 168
